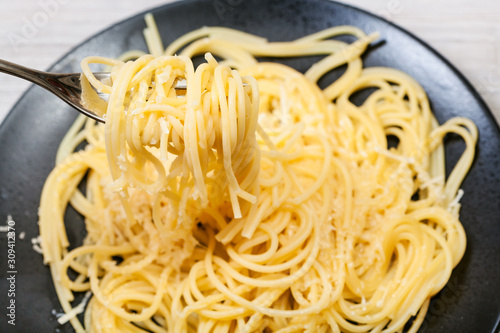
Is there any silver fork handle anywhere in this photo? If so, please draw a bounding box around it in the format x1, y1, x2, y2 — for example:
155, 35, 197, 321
0, 59, 98, 118
0, 58, 82, 106
0, 59, 54, 90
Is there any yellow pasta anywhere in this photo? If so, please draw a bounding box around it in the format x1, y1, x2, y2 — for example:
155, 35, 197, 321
38, 13, 477, 333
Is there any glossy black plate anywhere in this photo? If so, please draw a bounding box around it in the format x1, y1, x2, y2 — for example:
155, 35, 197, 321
1, 0, 499, 332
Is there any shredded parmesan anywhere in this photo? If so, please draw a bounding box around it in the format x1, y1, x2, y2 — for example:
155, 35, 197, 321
31, 235, 44, 254
57, 291, 92, 325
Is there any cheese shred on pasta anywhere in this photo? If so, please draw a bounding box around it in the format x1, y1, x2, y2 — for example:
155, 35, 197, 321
39, 14, 477, 333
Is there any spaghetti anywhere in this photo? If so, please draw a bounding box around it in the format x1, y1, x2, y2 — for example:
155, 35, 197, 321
38, 14, 477, 333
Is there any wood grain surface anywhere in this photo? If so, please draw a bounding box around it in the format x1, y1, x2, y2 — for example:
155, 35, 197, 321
1, 0, 499, 125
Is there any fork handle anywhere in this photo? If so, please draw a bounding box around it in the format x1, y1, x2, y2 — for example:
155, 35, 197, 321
0, 59, 88, 112
0, 59, 53, 90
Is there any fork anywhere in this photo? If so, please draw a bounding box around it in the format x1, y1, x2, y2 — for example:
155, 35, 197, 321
0, 59, 188, 123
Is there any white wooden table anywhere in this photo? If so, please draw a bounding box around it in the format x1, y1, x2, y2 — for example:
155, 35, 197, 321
1, 0, 499, 125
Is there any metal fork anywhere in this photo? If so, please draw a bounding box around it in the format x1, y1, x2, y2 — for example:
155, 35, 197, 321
0, 59, 188, 123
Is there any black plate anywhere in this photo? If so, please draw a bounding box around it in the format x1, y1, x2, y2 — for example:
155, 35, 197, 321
1, 0, 499, 332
